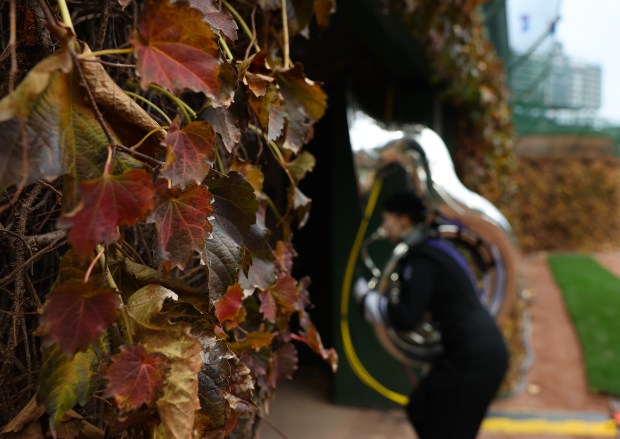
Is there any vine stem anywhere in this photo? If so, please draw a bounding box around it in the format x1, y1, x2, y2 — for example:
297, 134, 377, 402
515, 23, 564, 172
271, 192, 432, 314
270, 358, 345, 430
96, 245, 133, 345
8, 0, 17, 92
263, 193, 283, 221
78, 48, 134, 58
281, 0, 291, 68
248, 124, 286, 166
57, 0, 75, 33
149, 83, 196, 122
223, 0, 260, 52
214, 147, 225, 174
219, 35, 234, 62
129, 126, 169, 151
124, 91, 173, 125
84, 247, 105, 283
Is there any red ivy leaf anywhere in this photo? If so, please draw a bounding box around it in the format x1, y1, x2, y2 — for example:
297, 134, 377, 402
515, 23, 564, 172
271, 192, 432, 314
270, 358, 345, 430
61, 169, 155, 259
274, 241, 294, 274
149, 181, 214, 269
269, 274, 298, 315
39, 280, 120, 356
214, 284, 246, 329
258, 289, 276, 323
106, 345, 168, 412
267, 342, 298, 389
161, 119, 216, 188
133, 0, 223, 102
293, 311, 338, 372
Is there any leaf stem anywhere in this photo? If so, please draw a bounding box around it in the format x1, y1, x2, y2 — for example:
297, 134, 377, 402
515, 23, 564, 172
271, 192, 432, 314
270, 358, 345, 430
130, 126, 169, 151
57, 0, 75, 33
219, 35, 234, 62
149, 83, 196, 122
280, 0, 291, 68
248, 123, 285, 164
214, 147, 225, 174
103, 145, 114, 175
223, 0, 260, 52
79, 48, 134, 58
263, 193, 283, 221
84, 247, 105, 284
116, 143, 165, 168
124, 91, 173, 124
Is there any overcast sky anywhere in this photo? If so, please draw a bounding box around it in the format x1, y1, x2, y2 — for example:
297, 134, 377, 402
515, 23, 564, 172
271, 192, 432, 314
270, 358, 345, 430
507, 0, 620, 122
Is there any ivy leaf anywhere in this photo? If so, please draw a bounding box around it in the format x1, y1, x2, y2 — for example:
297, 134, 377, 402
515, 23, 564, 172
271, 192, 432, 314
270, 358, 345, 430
214, 284, 246, 330
207, 171, 256, 225
206, 170, 267, 255
122, 258, 208, 312
229, 328, 276, 353
161, 119, 216, 188
285, 150, 316, 183
289, 186, 312, 229
194, 331, 253, 438
106, 345, 169, 412
248, 84, 286, 141
202, 219, 246, 299
125, 284, 179, 332
0, 48, 112, 188
126, 285, 202, 439
276, 63, 327, 152
258, 289, 276, 323
268, 343, 298, 389
201, 106, 241, 153
60, 169, 155, 259
38, 280, 120, 356
240, 256, 276, 290
293, 311, 338, 372
274, 240, 295, 274
133, 0, 223, 102
149, 181, 214, 269
230, 158, 264, 194
269, 274, 299, 315
37, 346, 97, 424
182, 0, 238, 41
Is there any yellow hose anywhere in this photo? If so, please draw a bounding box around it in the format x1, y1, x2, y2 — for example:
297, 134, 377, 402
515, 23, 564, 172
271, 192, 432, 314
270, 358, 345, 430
339, 178, 408, 406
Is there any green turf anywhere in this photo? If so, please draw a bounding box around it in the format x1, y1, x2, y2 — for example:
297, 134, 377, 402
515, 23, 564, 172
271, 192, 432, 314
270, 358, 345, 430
548, 254, 620, 395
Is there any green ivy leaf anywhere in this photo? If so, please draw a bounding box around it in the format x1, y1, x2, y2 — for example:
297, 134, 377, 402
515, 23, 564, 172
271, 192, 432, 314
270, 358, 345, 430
285, 150, 316, 183
37, 346, 97, 425
0, 49, 110, 188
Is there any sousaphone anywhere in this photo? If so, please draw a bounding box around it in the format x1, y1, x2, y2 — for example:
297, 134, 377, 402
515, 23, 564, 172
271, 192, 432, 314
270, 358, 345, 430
348, 100, 520, 366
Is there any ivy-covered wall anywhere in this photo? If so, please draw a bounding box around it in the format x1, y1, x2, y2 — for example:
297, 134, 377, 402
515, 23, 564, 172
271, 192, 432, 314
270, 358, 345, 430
508, 154, 620, 251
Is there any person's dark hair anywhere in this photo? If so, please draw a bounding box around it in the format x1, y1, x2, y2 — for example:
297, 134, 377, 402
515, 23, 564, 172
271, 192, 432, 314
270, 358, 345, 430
382, 191, 428, 224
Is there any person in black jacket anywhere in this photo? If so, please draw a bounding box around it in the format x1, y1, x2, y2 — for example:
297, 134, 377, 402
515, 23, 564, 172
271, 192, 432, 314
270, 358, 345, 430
354, 192, 508, 439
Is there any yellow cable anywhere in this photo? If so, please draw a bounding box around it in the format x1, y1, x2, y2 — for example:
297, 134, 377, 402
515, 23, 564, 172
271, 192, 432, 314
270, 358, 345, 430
339, 178, 408, 406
